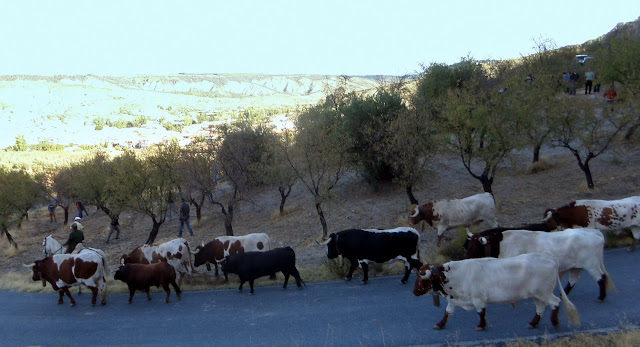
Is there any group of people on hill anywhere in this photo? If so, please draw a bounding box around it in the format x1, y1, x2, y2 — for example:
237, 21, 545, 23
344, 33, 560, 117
47, 197, 195, 253
562, 68, 616, 104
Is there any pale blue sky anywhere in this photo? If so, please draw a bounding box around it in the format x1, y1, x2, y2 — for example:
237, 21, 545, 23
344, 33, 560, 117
2, 1, 638, 76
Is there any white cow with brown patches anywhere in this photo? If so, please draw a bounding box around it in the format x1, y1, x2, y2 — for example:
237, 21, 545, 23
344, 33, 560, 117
409, 192, 498, 246
543, 196, 640, 250
121, 238, 193, 285
24, 251, 110, 306
413, 253, 581, 330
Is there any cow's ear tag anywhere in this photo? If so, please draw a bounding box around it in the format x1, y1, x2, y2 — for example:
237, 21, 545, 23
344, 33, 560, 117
432, 293, 440, 307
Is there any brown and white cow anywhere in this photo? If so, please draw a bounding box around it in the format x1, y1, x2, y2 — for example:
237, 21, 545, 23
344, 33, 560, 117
24, 251, 109, 306
543, 196, 640, 250
409, 192, 498, 246
120, 238, 193, 285
191, 233, 272, 280
413, 253, 581, 330
114, 262, 182, 304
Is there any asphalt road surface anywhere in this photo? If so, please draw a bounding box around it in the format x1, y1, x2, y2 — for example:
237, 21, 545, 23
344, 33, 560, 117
2, 247, 640, 347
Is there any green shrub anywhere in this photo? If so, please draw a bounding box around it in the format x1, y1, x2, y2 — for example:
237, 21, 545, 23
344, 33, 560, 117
93, 117, 105, 130
30, 139, 63, 151
162, 121, 183, 132
183, 115, 194, 126
322, 258, 350, 280
132, 115, 149, 127
434, 228, 470, 262
11, 135, 28, 151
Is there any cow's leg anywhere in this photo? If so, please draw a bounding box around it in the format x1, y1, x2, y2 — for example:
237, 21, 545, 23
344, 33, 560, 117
176, 272, 184, 287
166, 280, 181, 301
248, 279, 255, 295
128, 288, 135, 303
62, 287, 76, 306
89, 286, 98, 306
629, 226, 640, 251
400, 262, 411, 284
99, 279, 107, 305
292, 268, 304, 288
58, 290, 65, 304
434, 304, 455, 330
269, 273, 277, 280
476, 308, 487, 331
238, 279, 245, 292
564, 269, 582, 294
529, 298, 549, 328
346, 259, 358, 281
146, 288, 152, 301
223, 270, 229, 282
282, 272, 290, 289
162, 284, 171, 303
360, 262, 369, 284
596, 274, 607, 302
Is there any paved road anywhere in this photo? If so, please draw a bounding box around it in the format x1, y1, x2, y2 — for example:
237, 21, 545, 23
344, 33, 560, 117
2, 247, 640, 347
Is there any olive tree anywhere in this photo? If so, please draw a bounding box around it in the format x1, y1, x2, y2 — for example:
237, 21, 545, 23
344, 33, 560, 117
0, 169, 41, 248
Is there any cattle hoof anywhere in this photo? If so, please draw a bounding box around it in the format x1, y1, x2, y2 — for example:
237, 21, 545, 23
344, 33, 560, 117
596, 298, 605, 303
433, 324, 444, 330
58, 300, 63, 305
101, 301, 107, 306
475, 326, 485, 331
401, 279, 408, 284
70, 303, 76, 307
527, 324, 537, 329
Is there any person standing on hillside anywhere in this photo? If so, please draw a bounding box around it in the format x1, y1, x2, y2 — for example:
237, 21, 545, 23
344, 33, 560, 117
585, 70, 595, 94
178, 198, 194, 237
48, 198, 57, 222
569, 69, 580, 95
76, 200, 89, 218
105, 211, 120, 243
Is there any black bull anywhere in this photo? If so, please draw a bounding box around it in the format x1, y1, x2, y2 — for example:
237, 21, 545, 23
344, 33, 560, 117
322, 228, 423, 284
221, 246, 305, 294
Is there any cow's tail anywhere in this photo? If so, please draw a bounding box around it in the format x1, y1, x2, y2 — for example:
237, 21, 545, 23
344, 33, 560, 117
602, 263, 617, 293
557, 276, 581, 326
183, 240, 194, 275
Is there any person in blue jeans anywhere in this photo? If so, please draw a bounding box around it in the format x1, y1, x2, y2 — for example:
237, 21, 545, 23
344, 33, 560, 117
178, 198, 194, 236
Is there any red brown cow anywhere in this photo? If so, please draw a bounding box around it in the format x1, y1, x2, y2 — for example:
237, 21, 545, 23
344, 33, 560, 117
192, 233, 272, 280
114, 262, 182, 303
23, 251, 109, 306
121, 238, 193, 285
543, 196, 640, 250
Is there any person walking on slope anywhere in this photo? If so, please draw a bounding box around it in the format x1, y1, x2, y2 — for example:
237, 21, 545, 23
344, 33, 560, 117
105, 211, 120, 243
585, 70, 595, 94
178, 198, 194, 237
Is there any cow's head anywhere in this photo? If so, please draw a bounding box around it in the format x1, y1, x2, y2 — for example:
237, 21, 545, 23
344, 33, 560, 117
113, 265, 128, 282
413, 263, 444, 296
543, 208, 559, 230
320, 233, 340, 259
409, 203, 435, 226
192, 242, 206, 267
464, 228, 503, 259
220, 255, 233, 274
23, 260, 46, 287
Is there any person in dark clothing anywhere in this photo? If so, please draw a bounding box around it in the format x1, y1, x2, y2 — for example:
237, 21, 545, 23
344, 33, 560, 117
106, 212, 120, 243
76, 200, 89, 218
48, 199, 57, 222
178, 198, 194, 237
569, 69, 580, 95
64, 220, 85, 253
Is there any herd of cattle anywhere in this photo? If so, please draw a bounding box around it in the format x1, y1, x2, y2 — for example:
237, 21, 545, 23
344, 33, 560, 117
22, 192, 640, 331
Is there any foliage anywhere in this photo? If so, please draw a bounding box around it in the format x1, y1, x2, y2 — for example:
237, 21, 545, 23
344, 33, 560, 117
30, 139, 64, 152
93, 117, 105, 130
11, 135, 27, 151
0, 168, 42, 248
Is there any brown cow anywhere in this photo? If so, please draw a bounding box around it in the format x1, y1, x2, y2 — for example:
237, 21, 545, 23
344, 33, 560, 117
121, 238, 193, 285
114, 262, 182, 303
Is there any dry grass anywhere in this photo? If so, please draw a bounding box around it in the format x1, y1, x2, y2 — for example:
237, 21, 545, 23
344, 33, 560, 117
524, 158, 554, 174
500, 329, 640, 347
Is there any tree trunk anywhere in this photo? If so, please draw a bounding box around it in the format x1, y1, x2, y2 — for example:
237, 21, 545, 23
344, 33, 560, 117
224, 204, 234, 236
145, 219, 163, 245
191, 195, 205, 223
406, 185, 419, 205
479, 174, 493, 194
532, 144, 541, 163
581, 162, 595, 189
278, 186, 292, 216
315, 202, 328, 239
1, 224, 18, 249
62, 207, 69, 225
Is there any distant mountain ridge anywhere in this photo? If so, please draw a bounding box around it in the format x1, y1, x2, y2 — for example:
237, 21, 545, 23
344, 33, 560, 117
0, 73, 386, 98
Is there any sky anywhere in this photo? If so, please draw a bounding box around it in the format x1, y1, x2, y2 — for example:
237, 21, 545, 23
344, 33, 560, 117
1, 1, 639, 76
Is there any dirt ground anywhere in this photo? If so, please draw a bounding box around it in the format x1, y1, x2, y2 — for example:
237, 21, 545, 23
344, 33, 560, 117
2, 139, 639, 280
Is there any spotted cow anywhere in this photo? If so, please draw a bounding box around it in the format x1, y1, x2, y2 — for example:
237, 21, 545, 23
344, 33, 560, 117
543, 196, 640, 250
120, 238, 193, 285
192, 233, 272, 280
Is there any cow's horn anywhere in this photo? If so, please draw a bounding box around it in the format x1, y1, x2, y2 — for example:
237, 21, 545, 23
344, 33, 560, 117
420, 269, 432, 280
319, 238, 332, 245
543, 210, 553, 221
119, 255, 126, 265
466, 230, 474, 238
191, 248, 201, 255
201, 241, 205, 247
480, 237, 488, 245
409, 204, 420, 218
22, 262, 35, 268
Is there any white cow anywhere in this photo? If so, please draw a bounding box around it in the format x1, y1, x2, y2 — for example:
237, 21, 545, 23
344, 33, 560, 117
24, 251, 109, 306
409, 192, 498, 246
465, 228, 616, 301
120, 238, 193, 285
413, 253, 580, 330
543, 196, 640, 250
